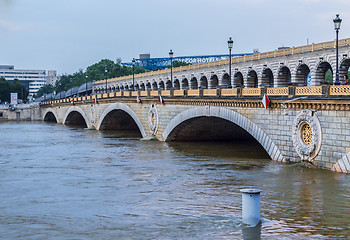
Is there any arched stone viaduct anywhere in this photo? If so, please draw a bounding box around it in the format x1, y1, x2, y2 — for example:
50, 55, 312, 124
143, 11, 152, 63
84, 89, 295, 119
41, 97, 350, 174
94, 39, 350, 93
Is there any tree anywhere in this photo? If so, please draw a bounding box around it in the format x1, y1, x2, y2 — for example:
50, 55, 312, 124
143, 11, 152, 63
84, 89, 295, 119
0, 78, 28, 102
169, 60, 191, 68
36, 84, 54, 98
0, 77, 11, 102
11, 79, 29, 100
325, 69, 333, 83
46, 58, 147, 96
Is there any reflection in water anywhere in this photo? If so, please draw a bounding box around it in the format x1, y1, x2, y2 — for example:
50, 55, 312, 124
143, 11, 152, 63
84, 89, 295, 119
0, 122, 349, 239
242, 222, 262, 240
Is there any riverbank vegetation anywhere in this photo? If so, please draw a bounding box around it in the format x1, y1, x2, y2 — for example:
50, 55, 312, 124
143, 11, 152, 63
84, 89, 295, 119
0, 78, 28, 103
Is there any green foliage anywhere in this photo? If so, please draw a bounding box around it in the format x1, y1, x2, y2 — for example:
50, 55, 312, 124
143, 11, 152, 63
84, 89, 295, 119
0, 77, 11, 102
50, 59, 146, 94
170, 60, 191, 68
0, 77, 28, 103
35, 84, 54, 98
11, 79, 29, 100
325, 69, 333, 83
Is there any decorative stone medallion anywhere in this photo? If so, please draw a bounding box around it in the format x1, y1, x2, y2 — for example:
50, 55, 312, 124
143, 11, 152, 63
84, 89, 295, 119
148, 104, 159, 135
292, 109, 322, 161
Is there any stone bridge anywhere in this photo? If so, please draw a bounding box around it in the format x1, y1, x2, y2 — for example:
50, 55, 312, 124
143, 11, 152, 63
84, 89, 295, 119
41, 91, 350, 174
39, 38, 350, 174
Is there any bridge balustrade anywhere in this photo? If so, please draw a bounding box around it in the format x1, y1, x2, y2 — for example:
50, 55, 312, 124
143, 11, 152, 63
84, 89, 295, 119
160, 90, 171, 96
295, 86, 323, 96
202, 89, 216, 96
140, 91, 148, 97
41, 85, 350, 106
173, 90, 185, 96
150, 91, 158, 97
330, 86, 350, 95
221, 89, 237, 96
266, 87, 289, 96
242, 88, 261, 96
188, 89, 200, 96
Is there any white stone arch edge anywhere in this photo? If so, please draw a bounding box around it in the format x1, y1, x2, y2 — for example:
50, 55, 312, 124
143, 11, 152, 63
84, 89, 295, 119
332, 153, 350, 173
96, 102, 146, 138
42, 107, 60, 123
161, 106, 285, 162
63, 106, 90, 128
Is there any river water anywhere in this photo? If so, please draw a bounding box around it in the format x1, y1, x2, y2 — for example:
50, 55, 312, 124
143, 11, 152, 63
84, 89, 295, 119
0, 121, 349, 239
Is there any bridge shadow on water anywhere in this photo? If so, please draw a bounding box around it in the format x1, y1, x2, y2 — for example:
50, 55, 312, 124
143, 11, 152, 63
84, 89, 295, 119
167, 140, 270, 172
165, 116, 271, 171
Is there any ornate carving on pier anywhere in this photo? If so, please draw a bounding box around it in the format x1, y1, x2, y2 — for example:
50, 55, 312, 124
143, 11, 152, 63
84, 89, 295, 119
148, 104, 159, 135
292, 109, 322, 161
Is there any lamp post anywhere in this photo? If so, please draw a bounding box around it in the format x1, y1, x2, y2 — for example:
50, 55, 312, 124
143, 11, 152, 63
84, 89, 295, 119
333, 14, 342, 85
104, 67, 108, 93
85, 75, 88, 96
132, 58, 135, 91
169, 49, 174, 89
228, 37, 233, 88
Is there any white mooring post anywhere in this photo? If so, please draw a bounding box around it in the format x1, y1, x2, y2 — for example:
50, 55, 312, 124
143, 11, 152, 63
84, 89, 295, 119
240, 189, 262, 226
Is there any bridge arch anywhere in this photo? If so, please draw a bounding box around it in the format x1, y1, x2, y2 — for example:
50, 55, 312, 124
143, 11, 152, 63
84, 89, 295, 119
140, 83, 145, 90
277, 66, 291, 87
162, 106, 285, 162
190, 77, 198, 89
63, 106, 89, 128
247, 70, 258, 88
173, 79, 180, 90
221, 73, 230, 88
209, 75, 218, 89
315, 61, 333, 85
96, 102, 146, 138
42, 108, 59, 123
159, 81, 165, 90
295, 64, 310, 86
233, 71, 243, 87
182, 78, 189, 89
166, 80, 172, 90
261, 68, 274, 87
200, 76, 208, 89
152, 81, 158, 90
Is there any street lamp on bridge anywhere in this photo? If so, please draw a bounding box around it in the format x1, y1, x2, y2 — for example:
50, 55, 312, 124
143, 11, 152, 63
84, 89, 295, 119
85, 74, 88, 96
333, 14, 342, 85
169, 49, 174, 89
228, 37, 233, 88
132, 58, 135, 91
104, 67, 108, 93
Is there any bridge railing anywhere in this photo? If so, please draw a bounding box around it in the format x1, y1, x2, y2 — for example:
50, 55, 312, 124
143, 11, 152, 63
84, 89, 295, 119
41, 85, 350, 106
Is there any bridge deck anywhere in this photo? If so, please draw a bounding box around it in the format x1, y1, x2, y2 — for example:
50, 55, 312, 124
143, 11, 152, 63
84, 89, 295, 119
42, 85, 350, 108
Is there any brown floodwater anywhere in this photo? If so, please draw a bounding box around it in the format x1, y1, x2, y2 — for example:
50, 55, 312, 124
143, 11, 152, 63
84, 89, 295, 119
0, 121, 349, 239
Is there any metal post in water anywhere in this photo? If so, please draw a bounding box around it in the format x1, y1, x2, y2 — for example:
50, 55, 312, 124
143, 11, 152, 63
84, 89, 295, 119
240, 189, 262, 226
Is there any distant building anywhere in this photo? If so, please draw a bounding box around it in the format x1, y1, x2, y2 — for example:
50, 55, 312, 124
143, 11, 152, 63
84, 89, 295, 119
46, 70, 59, 86
0, 65, 47, 98
139, 53, 151, 59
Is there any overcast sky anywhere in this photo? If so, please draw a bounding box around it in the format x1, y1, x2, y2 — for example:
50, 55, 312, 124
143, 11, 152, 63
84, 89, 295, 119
0, 0, 349, 74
